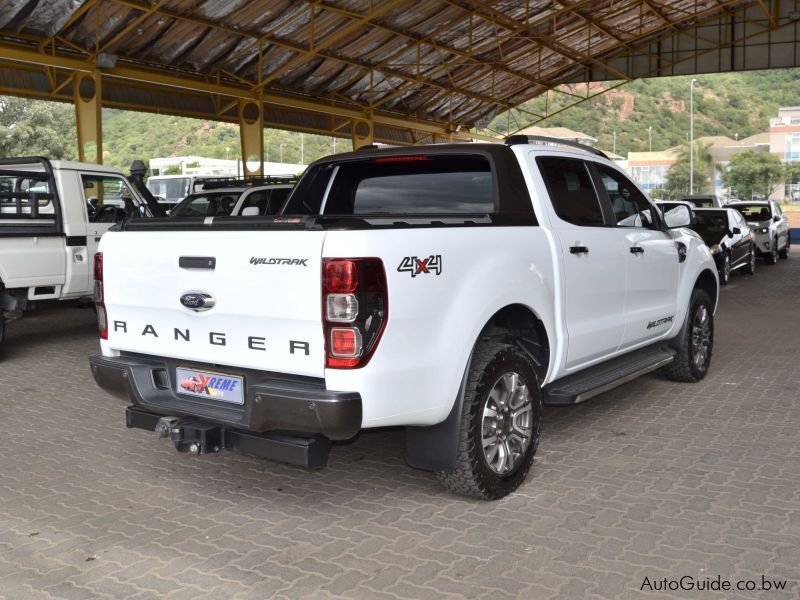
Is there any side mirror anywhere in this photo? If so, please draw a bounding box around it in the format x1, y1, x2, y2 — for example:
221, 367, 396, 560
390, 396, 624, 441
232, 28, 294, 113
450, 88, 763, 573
664, 205, 692, 229
240, 206, 260, 217
773, 215, 780, 222
732, 227, 741, 235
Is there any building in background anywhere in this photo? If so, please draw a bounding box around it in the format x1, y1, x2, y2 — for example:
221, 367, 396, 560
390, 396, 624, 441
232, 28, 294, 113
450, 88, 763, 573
769, 107, 800, 200
628, 149, 677, 193
626, 132, 771, 198
149, 156, 304, 177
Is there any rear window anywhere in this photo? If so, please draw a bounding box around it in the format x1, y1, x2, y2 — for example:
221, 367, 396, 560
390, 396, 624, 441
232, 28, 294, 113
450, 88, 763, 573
285, 155, 495, 215
170, 191, 242, 218
731, 204, 772, 221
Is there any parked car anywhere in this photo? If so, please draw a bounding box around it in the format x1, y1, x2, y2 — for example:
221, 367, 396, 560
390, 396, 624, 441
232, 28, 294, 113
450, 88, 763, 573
89, 137, 719, 499
168, 175, 297, 218
145, 174, 217, 211
0, 158, 157, 353
691, 208, 756, 284
681, 194, 722, 208
725, 200, 790, 264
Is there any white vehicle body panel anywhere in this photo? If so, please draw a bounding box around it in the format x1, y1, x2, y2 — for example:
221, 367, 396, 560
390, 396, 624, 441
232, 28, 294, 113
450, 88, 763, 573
96, 144, 719, 430
0, 161, 147, 299
100, 230, 327, 378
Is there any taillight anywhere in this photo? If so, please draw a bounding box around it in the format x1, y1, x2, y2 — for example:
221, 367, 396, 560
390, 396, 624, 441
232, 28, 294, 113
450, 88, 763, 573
322, 258, 387, 369
94, 252, 108, 340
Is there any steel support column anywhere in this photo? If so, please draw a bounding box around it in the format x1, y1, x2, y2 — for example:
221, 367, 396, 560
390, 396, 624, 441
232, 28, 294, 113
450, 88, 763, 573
73, 71, 102, 164
351, 116, 374, 149
239, 99, 263, 176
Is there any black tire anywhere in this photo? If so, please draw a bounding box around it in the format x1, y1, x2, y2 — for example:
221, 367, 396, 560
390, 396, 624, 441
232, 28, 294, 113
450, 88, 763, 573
779, 234, 790, 259
660, 288, 714, 383
766, 238, 778, 265
719, 253, 730, 285
744, 245, 756, 275
437, 341, 543, 500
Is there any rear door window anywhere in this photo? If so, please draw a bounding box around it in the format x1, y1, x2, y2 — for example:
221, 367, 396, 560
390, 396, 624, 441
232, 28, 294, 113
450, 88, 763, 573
537, 156, 604, 226
286, 155, 495, 215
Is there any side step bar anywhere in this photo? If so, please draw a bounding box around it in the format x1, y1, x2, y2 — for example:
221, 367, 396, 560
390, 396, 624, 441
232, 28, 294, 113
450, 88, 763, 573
544, 345, 676, 406
126, 405, 331, 469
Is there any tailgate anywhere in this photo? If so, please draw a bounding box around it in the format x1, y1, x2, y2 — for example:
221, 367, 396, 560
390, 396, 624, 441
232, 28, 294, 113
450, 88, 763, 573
101, 230, 326, 377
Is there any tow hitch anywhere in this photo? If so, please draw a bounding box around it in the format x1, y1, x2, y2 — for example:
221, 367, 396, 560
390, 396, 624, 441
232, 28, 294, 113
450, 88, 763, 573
127, 406, 331, 469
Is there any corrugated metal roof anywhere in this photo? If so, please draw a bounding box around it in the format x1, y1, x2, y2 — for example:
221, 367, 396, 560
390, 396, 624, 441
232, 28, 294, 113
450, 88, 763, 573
0, 0, 795, 140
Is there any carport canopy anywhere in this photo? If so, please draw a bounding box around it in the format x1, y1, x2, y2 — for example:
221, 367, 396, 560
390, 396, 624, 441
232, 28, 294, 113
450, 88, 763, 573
1, 0, 800, 173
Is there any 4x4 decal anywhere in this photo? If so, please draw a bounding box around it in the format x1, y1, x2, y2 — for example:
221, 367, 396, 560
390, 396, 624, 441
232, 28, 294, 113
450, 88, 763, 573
398, 255, 442, 277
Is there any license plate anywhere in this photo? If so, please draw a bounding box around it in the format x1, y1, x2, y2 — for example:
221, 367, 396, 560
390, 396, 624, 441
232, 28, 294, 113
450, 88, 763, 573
176, 367, 244, 405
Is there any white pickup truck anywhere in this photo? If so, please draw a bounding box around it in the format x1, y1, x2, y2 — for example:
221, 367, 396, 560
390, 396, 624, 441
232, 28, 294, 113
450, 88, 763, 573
0, 158, 158, 352
89, 137, 719, 499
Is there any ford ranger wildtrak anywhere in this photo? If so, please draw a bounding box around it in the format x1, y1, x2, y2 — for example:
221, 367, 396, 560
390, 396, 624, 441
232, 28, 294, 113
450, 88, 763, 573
89, 137, 719, 499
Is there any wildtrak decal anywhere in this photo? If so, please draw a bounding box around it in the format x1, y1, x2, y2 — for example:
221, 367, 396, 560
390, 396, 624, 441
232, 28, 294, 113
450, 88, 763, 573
647, 316, 674, 330
250, 257, 309, 266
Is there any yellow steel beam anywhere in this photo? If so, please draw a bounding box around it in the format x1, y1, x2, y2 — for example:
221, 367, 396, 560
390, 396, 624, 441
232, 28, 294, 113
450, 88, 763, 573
754, 0, 778, 27
239, 99, 264, 175
0, 41, 484, 142
74, 71, 102, 163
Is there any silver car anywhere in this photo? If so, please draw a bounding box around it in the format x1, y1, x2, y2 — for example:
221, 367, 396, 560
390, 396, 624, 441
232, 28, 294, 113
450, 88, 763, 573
726, 201, 790, 264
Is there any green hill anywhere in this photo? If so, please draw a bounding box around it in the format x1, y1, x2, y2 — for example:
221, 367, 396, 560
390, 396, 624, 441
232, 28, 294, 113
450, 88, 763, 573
2, 68, 799, 169
488, 69, 800, 154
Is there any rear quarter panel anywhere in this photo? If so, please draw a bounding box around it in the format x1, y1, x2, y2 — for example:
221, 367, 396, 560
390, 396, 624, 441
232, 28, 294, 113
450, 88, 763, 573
322, 226, 558, 428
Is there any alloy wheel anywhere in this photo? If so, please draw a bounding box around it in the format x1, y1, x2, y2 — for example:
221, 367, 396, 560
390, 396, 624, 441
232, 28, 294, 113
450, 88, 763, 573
481, 372, 533, 475
691, 305, 712, 368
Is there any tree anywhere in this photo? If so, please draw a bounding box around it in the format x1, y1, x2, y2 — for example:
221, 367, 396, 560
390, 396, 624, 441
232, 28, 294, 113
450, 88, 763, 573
0, 97, 77, 160
721, 150, 784, 200
664, 141, 713, 198
783, 161, 800, 201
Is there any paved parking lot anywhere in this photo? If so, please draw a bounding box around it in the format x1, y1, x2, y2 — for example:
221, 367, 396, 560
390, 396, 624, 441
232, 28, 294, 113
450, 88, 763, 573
1, 253, 799, 600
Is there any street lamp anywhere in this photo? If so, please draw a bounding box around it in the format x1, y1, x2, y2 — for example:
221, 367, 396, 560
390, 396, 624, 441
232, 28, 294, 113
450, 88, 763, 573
690, 78, 698, 194
225, 146, 230, 160
648, 126, 652, 152
280, 143, 284, 164
300, 133, 305, 165
612, 131, 617, 156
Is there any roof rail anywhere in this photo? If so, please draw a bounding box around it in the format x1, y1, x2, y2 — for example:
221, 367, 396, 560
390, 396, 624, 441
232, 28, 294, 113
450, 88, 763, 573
505, 135, 609, 159
201, 174, 300, 190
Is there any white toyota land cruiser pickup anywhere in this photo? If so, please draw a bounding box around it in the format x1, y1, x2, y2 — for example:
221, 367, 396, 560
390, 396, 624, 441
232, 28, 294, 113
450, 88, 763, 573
0, 158, 160, 353
89, 137, 719, 499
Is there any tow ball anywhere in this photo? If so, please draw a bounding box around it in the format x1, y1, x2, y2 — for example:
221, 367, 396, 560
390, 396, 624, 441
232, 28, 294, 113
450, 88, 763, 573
155, 416, 223, 455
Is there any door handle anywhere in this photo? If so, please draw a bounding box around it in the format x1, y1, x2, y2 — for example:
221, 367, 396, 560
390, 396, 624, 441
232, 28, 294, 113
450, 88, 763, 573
630, 246, 644, 254
569, 245, 589, 254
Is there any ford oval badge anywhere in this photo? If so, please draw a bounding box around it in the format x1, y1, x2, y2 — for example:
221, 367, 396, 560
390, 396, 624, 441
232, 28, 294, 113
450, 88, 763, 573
180, 291, 216, 312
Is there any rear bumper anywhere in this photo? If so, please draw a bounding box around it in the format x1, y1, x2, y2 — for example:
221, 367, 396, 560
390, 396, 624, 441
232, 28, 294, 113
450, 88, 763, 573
89, 353, 362, 440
